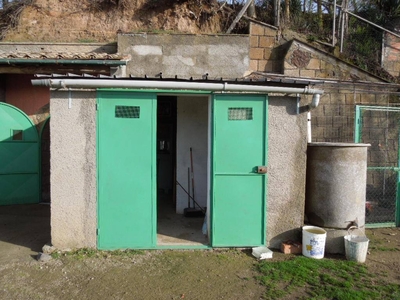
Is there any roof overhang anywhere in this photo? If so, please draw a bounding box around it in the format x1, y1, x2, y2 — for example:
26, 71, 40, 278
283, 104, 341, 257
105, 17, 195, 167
0, 52, 128, 75
31, 75, 324, 112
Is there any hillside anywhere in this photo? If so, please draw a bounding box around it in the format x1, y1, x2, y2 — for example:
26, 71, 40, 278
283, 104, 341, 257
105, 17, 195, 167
0, 0, 227, 42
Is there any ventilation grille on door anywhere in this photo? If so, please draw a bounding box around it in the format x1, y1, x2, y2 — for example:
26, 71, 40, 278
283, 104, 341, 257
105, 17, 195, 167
228, 108, 253, 120
115, 106, 140, 118
12, 130, 23, 140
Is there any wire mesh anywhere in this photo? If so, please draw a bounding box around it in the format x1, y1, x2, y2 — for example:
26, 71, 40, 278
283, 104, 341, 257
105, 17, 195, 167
359, 108, 400, 226
365, 169, 397, 224
228, 107, 253, 120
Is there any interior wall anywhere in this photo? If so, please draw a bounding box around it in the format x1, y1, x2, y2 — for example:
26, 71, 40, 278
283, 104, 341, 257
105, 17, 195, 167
176, 96, 209, 214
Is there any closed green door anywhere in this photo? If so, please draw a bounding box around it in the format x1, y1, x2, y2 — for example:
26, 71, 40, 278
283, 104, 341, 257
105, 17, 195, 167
212, 94, 267, 247
0, 103, 39, 205
97, 91, 156, 249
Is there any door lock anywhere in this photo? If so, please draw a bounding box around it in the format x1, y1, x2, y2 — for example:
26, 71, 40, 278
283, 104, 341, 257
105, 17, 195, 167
257, 166, 268, 174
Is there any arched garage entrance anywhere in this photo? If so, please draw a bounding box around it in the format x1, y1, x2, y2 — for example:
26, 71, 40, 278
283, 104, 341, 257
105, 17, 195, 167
0, 103, 40, 205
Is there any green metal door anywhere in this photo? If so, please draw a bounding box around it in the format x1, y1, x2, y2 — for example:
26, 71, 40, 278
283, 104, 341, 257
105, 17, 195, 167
0, 103, 39, 205
211, 94, 267, 247
97, 91, 157, 249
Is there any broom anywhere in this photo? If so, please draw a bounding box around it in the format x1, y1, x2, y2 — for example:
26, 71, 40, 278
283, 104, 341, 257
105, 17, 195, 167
183, 147, 205, 217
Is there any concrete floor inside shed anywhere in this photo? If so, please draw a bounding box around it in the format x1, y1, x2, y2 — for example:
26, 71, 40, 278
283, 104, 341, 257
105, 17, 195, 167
157, 195, 208, 246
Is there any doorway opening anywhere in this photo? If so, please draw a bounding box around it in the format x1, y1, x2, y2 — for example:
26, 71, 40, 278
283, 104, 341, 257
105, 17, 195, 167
156, 95, 209, 246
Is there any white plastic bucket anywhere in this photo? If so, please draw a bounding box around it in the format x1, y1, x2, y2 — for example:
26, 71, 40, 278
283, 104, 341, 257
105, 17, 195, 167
344, 229, 369, 263
302, 226, 327, 259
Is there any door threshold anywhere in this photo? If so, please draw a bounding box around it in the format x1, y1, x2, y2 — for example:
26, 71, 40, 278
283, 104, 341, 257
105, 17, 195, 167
156, 244, 211, 250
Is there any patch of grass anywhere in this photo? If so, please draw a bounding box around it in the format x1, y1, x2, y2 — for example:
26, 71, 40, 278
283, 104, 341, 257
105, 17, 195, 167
50, 252, 61, 259
369, 246, 400, 252
51, 248, 146, 260
256, 256, 399, 300
109, 249, 145, 256
77, 38, 97, 43
67, 248, 98, 259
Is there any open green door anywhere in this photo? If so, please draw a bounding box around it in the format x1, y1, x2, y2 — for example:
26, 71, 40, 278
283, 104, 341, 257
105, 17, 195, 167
211, 94, 267, 247
97, 91, 156, 249
0, 103, 39, 205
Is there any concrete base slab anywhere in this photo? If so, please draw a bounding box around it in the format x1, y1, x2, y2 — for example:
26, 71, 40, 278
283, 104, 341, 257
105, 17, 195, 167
157, 196, 208, 246
324, 227, 365, 254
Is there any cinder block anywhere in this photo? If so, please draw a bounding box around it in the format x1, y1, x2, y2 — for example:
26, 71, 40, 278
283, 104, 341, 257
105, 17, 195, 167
281, 240, 302, 254
259, 36, 275, 48
300, 70, 316, 78
250, 23, 265, 36
265, 27, 277, 37
249, 59, 258, 72
249, 48, 264, 60
250, 36, 259, 48
307, 58, 321, 70
284, 69, 300, 77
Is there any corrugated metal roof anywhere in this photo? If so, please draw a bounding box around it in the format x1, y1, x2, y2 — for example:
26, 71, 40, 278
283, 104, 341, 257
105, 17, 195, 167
0, 52, 125, 60
251, 71, 400, 89
33, 72, 312, 88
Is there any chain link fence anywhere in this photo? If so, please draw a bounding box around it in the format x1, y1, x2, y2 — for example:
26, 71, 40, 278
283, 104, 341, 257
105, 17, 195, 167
358, 107, 400, 226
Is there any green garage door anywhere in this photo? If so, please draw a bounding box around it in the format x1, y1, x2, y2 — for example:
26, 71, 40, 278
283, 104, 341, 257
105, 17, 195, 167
97, 91, 157, 249
212, 94, 267, 247
0, 103, 39, 205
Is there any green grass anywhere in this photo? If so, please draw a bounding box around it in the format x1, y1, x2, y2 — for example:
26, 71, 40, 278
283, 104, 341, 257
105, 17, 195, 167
369, 246, 400, 252
51, 248, 145, 260
257, 256, 400, 300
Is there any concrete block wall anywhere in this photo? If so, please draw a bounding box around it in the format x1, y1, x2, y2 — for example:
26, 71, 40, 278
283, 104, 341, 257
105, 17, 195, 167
284, 40, 383, 82
383, 33, 400, 78
308, 88, 390, 143
118, 33, 250, 78
249, 23, 282, 73
360, 106, 400, 196
282, 39, 391, 144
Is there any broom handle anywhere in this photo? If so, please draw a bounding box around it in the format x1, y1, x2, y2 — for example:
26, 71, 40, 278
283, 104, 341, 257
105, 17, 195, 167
187, 167, 191, 208
190, 147, 196, 208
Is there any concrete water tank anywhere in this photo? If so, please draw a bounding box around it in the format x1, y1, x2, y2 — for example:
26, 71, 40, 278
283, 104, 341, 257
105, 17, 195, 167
305, 143, 370, 229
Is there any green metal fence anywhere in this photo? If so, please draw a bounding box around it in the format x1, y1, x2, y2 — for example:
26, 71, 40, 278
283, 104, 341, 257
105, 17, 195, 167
355, 105, 400, 228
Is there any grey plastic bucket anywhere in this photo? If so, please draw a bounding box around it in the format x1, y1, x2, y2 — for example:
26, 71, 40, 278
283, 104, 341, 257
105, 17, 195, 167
344, 227, 369, 263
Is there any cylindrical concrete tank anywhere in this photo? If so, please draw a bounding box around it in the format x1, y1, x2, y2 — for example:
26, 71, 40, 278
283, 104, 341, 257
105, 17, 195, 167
306, 143, 370, 229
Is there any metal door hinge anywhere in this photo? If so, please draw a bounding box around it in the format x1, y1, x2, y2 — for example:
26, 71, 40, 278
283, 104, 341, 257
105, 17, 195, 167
96, 104, 99, 111
96, 228, 99, 235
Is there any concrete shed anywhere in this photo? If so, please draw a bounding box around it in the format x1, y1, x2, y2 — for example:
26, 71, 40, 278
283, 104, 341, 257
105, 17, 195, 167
32, 76, 322, 250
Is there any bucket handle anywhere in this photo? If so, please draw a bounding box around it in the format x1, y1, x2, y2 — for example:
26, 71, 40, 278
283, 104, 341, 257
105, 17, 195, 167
347, 226, 366, 237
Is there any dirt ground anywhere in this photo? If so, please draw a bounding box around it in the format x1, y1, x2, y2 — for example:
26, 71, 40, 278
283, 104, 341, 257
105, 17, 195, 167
1, 0, 226, 42
0, 204, 399, 299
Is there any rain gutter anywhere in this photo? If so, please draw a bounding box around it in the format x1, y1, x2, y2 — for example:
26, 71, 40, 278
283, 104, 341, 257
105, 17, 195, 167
0, 59, 127, 66
32, 78, 323, 142
31, 78, 323, 110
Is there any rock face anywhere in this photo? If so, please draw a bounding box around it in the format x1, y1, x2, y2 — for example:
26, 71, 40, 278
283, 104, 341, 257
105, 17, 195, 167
1, 0, 223, 42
